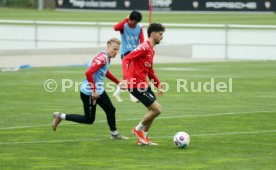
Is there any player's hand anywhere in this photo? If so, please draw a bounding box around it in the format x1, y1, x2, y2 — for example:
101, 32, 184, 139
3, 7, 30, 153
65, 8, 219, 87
157, 88, 163, 97
92, 90, 99, 104
119, 80, 128, 90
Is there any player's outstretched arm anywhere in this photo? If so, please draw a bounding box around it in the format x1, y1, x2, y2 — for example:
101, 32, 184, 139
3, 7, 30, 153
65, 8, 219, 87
114, 17, 129, 32
139, 27, 145, 43
106, 70, 120, 84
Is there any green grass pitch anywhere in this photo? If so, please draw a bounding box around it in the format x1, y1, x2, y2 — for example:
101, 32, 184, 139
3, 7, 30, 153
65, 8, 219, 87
0, 8, 276, 25
0, 61, 276, 169
0, 7, 276, 170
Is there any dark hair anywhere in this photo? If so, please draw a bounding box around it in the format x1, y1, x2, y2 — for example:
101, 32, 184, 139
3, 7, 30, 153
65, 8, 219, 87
147, 23, 165, 38
129, 11, 142, 22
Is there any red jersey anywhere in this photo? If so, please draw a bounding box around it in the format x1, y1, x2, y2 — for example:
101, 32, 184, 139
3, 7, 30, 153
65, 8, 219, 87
122, 40, 161, 89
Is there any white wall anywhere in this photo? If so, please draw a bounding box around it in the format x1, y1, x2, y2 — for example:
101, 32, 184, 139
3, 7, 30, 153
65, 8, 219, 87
1, 22, 276, 60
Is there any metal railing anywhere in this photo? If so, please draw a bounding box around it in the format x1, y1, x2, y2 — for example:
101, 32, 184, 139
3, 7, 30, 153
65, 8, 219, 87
1, 20, 276, 59
0, 20, 117, 48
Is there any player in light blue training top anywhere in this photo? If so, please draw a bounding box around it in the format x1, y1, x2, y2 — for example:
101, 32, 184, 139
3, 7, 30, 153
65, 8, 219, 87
113, 11, 144, 102
52, 38, 128, 140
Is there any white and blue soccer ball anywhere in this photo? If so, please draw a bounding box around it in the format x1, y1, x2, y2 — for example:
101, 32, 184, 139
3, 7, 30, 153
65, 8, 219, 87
173, 131, 190, 148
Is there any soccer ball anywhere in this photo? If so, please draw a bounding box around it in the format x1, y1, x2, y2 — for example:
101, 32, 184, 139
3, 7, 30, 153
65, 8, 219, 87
173, 131, 190, 148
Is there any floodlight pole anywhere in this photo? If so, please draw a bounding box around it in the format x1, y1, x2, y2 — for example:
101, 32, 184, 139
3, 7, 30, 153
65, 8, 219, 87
149, 0, 152, 24
38, 0, 44, 11
224, 24, 229, 60
34, 21, 38, 48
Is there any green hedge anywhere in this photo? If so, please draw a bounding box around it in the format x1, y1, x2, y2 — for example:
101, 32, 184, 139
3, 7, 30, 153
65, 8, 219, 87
1, 0, 55, 9
1, 0, 37, 8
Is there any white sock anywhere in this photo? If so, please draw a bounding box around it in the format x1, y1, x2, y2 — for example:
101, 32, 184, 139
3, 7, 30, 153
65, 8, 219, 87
60, 113, 66, 120
144, 132, 148, 138
135, 122, 144, 131
111, 130, 118, 135
114, 85, 121, 95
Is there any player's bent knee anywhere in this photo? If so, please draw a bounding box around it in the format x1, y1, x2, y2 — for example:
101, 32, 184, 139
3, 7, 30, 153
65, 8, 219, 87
149, 102, 162, 116
87, 119, 95, 125
156, 107, 162, 115
86, 116, 95, 125
153, 105, 162, 116
156, 102, 162, 113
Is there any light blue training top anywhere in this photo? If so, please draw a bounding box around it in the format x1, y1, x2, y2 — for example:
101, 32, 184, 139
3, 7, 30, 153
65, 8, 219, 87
80, 51, 110, 96
120, 23, 142, 55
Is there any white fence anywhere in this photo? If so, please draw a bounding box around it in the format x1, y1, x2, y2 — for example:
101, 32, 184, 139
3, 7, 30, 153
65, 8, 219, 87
1, 20, 276, 60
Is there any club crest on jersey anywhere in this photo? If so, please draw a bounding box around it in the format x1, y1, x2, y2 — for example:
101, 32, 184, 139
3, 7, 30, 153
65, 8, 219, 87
145, 62, 151, 68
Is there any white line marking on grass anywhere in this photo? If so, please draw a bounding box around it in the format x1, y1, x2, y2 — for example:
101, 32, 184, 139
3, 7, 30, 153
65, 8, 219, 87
0, 110, 274, 130
0, 129, 275, 145
156, 67, 201, 71
192, 130, 276, 137
0, 138, 103, 145
0, 123, 74, 130
155, 130, 276, 139
157, 110, 274, 120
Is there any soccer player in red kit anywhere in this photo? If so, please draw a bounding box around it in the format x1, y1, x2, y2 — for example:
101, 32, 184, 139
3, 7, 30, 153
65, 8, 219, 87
121, 23, 165, 145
